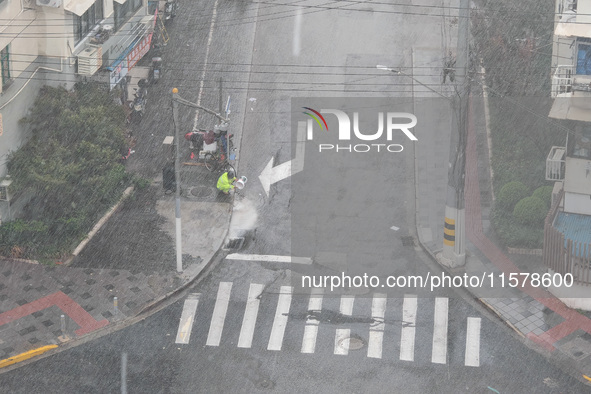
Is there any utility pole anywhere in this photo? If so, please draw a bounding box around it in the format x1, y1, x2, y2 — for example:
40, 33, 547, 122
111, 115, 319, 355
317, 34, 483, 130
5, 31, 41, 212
171, 88, 183, 273
441, 0, 470, 267
170, 87, 230, 273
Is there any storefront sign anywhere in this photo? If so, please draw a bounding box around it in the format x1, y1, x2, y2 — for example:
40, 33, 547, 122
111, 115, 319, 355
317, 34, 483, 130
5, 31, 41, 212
127, 33, 153, 70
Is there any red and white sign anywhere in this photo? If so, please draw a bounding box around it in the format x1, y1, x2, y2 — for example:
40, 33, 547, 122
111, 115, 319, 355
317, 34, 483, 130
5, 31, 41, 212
127, 32, 153, 70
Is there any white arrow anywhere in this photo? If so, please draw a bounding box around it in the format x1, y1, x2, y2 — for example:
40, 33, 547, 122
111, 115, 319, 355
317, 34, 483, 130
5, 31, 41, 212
259, 121, 306, 196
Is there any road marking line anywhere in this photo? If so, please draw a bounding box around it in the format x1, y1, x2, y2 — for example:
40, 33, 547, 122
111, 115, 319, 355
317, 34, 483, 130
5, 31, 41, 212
431, 297, 449, 364
193, 0, 220, 129
293, 7, 302, 56
237, 284, 264, 348
465, 317, 481, 367
368, 293, 387, 359
175, 293, 200, 344
400, 294, 417, 361
267, 286, 293, 351
335, 329, 350, 355
301, 288, 323, 354
226, 254, 312, 265
334, 295, 355, 355
206, 282, 232, 347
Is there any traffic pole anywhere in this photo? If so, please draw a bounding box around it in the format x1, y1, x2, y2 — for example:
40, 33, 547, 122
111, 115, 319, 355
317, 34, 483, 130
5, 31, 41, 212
441, 0, 470, 267
172, 88, 183, 273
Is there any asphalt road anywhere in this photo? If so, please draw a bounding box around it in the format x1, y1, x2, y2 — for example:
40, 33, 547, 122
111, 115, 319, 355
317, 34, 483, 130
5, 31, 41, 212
1, 1, 587, 393
0, 259, 587, 393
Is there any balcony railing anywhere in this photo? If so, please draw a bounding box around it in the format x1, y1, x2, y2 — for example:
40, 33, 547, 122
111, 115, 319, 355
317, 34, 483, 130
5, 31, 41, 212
552, 65, 574, 98
546, 146, 566, 181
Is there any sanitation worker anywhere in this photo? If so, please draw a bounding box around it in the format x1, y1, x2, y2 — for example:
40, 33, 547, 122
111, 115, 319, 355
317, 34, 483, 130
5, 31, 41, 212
217, 170, 236, 195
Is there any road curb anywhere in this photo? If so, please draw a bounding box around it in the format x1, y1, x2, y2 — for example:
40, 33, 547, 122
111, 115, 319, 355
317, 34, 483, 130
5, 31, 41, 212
65, 186, 135, 266
0, 345, 58, 369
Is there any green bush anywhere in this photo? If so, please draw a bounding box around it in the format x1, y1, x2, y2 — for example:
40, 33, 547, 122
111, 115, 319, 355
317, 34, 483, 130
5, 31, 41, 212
3, 83, 130, 260
496, 181, 530, 212
513, 196, 547, 226
491, 208, 544, 248
532, 185, 553, 208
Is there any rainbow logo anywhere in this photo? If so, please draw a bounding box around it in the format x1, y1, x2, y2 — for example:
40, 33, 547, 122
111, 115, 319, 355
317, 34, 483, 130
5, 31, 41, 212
302, 107, 328, 131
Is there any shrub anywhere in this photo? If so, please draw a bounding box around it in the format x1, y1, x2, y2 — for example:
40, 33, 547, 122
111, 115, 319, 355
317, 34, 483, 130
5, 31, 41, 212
532, 185, 553, 208
496, 181, 529, 212
513, 196, 547, 226
491, 208, 544, 248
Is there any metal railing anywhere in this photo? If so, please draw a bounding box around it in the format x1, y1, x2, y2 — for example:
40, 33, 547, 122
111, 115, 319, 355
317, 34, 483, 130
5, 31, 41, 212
543, 189, 591, 285
552, 65, 574, 98
546, 146, 566, 181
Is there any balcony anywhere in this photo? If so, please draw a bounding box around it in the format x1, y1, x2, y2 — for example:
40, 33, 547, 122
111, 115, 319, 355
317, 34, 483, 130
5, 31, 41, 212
546, 146, 566, 181
552, 65, 574, 97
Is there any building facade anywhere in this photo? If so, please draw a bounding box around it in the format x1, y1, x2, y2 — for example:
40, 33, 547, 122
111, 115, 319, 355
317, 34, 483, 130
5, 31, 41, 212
0, 0, 154, 222
545, 0, 591, 309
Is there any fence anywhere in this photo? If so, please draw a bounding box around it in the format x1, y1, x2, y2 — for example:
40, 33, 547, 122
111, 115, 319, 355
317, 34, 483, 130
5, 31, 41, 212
543, 189, 591, 285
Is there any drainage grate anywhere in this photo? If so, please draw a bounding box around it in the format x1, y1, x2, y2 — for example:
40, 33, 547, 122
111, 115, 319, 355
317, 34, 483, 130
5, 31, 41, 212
401, 236, 415, 246
224, 237, 245, 250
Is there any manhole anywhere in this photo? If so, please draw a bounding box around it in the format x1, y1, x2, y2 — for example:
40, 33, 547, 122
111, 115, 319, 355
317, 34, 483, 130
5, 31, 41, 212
189, 186, 215, 198
401, 236, 415, 246
338, 335, 365, 351
224, 237, 245, 250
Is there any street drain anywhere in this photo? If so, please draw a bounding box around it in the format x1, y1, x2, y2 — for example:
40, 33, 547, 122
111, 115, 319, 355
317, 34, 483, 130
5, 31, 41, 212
401, 236, 415, 246
224, 237, 245, 250
338, 335, 365, 351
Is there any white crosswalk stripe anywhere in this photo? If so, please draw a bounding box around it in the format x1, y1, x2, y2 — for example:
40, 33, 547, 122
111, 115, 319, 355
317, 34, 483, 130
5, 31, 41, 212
237, 283, 264, 348
400, 294, 418, 361
334, 295, 355, 355
206, 282, 232, 347
367, 293, 387, 359
301, 288, 323, 354
267, 286, 293, 351
465, 317, 481, 367
173, 282, 484, 367
431, 297, 449, 364
175, 293, 200, 344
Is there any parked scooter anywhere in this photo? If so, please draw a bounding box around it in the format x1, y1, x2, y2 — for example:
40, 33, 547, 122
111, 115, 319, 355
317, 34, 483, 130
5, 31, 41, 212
129, 79, 148, 123
164, 0, 178, 20
149, 57, 162, 84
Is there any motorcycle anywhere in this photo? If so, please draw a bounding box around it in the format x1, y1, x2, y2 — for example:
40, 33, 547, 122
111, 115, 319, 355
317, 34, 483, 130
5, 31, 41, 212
164, 0, 178, 20
129, 79, 148, 123
149, 57, 162, 84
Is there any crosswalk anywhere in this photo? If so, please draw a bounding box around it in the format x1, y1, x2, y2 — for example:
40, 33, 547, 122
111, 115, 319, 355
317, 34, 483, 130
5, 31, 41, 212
174, 282, 482, 367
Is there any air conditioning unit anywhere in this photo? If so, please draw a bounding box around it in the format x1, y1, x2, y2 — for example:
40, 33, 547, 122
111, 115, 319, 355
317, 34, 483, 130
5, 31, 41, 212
77, 45, 103, 76
36, 0, 62, 8
0, 178, 12, 202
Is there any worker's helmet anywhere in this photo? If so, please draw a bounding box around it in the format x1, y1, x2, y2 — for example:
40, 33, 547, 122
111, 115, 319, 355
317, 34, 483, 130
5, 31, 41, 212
228, 170, 235, 179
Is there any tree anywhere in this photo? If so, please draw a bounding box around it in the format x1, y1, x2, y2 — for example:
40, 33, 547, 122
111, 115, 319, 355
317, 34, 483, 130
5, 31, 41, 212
1, 83, 130, 259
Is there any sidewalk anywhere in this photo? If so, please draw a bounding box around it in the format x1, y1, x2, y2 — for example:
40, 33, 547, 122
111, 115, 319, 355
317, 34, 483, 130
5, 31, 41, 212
415, 92, 591, 383
0, 153, 233, 370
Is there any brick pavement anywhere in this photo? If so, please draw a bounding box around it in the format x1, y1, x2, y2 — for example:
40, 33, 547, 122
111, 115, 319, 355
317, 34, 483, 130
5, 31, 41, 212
0, 259, 177, 362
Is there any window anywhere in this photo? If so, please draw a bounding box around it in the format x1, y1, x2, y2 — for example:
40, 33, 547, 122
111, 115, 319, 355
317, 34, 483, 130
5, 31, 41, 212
114, 0, 143, 31
1, 45, 9, 88
74, 0, 104, 45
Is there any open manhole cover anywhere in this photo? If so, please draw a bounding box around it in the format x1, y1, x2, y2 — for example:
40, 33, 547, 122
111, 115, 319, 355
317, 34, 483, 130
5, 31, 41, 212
224, 237, 245, 250
189, 186, 215, 198
338, 335, 365, 351
401, 236, 415, 246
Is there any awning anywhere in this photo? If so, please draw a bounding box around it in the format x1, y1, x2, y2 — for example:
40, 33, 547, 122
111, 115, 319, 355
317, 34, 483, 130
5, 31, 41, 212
555, 22, 591, 39
549, 95, 591, 122
114, 0, 127, 4
64, 0, 95, 16
555, 3, 591, 38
